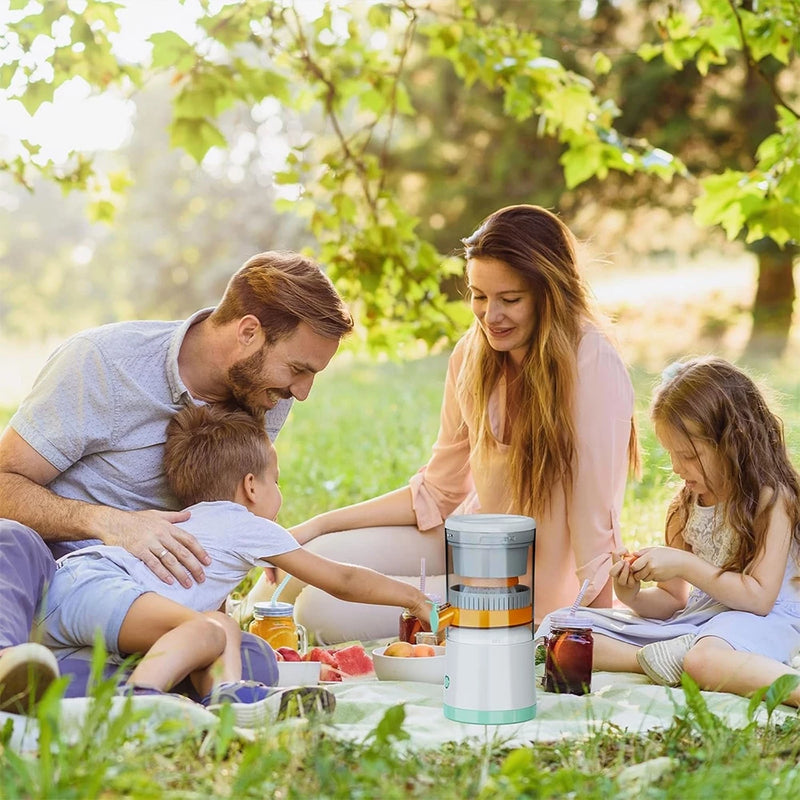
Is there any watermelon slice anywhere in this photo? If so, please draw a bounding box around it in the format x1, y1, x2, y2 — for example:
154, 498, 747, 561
335, 644, 375, 679
304, 647, 341, 681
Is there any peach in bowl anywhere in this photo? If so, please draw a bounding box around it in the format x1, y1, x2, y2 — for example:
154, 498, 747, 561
372, 642, 446, 684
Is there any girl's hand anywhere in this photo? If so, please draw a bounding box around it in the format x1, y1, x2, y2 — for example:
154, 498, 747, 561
627, 546, 689, 583
610, 549, 641, 604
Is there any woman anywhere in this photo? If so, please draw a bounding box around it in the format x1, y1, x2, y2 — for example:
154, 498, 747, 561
262, 205, 638, 643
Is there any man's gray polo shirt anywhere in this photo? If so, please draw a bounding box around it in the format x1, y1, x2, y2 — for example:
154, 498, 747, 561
10, 309, 292, 556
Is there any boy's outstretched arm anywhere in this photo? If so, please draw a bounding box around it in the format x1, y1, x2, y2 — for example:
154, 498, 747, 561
271, 548, 432, 627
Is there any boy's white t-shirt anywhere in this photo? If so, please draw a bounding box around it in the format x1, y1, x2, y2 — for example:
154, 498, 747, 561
58, 501, 300, 613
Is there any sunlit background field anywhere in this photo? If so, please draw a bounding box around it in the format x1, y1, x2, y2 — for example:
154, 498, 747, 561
5, 250, 799, 558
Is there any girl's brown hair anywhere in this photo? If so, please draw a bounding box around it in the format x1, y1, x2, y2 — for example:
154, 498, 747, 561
459, 204, 638, 518
653, 356, 800, 572
164, 404, 272, 507
210, 251, 354, 344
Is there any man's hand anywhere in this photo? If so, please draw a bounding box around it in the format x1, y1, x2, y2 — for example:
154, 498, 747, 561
100, 508, 210, 588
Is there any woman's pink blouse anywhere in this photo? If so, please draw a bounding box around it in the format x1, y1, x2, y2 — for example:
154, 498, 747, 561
408, 326, 635, 620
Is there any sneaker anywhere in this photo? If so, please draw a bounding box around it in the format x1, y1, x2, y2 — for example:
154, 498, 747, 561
202, 681, 335, 728
0, 642, 59, 714
636, 634, 695, 686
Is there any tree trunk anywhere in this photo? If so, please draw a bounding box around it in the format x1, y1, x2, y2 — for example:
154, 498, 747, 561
744, 238, 799, 360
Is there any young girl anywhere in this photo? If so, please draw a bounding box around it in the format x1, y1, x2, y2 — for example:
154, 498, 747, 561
536, 356, 800, 704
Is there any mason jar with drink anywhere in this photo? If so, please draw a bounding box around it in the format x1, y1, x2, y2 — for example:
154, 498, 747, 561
248, 601, 308, 653
543, 612, 594, 695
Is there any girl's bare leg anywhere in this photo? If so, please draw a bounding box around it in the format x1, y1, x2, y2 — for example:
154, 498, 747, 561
591, 632, 644, 673
684, 636, 800, 706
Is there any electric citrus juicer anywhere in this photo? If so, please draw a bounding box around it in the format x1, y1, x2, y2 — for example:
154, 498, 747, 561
442, 513, 537, 724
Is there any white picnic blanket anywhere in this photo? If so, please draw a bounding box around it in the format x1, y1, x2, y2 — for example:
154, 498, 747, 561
4, 670, 797, 754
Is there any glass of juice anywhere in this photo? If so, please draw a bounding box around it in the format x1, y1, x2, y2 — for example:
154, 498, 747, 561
543, 612, 594, 695
248, 601, 308, 654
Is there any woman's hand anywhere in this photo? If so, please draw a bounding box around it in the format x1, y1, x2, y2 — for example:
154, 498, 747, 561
609, 549, 641, 604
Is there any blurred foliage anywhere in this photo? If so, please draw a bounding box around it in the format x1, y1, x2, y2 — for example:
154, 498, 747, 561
0, 0, 798, 351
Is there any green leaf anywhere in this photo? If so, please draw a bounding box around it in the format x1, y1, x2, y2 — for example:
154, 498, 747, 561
367, 4, 392, 29
150, 31, 195, 71
169, 117, 227, 162
560, 140, 607, 188
680, 672, 722, 735
88, 199, 116, 223
83, 1, 122, 33
763, 673, 800, 715
0, 63, 17, 89
592, 51, 612, 76
19, 80, 55, 116
746, 685, 769, 722
175, 85, 222, 119
367, 704, 409, 747
637, 42, 663, 62
500, 747, 535, 777
107, 170, 132, 193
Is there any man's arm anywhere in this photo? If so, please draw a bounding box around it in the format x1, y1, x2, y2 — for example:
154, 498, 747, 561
0, 427, 207, 588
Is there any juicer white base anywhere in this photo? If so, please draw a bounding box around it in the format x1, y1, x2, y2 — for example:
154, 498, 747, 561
443, 626, 536, 725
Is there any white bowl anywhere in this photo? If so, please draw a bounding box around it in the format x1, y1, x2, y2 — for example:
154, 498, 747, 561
276, 660, 321, 687
372, 645, 446, 684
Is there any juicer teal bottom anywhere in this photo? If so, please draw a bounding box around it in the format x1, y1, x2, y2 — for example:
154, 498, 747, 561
442, 627, 537, 725
443, 703, 537, 724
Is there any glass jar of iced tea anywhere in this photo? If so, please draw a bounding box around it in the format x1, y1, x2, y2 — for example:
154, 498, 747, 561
543, 612, 594, 695
398, 607, 423, 644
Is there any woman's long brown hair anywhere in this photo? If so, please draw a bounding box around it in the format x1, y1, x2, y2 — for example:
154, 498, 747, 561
458, 204, 638, 518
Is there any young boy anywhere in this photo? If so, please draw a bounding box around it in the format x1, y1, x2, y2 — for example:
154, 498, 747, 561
39, 404, 432, 724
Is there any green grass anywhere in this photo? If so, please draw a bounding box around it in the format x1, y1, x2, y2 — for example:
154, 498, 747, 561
5, 338, 800, 797
3, 665, 800, 798
274, 352, 450, 528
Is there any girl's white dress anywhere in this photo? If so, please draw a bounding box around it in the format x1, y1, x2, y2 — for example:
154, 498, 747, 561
535, 502, 800, 664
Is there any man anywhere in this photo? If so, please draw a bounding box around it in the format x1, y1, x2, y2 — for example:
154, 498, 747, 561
0, 250, 353, 712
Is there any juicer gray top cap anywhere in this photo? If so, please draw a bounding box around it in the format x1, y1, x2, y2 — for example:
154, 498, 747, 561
445, 514, 535, 577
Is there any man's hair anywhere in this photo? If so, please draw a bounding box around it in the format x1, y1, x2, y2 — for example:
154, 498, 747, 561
164, 404, 272, 507
209, 251, 354, 344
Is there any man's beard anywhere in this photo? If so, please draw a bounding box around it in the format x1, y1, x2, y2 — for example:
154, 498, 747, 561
227, 346, 286, 415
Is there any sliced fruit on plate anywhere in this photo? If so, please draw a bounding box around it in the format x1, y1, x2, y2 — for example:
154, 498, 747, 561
335, 643, 375, 678
276, 646, 302, 662
304, 647, 341, 681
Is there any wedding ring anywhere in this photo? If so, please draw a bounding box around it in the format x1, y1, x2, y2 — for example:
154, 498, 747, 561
157, 548, 169, 559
